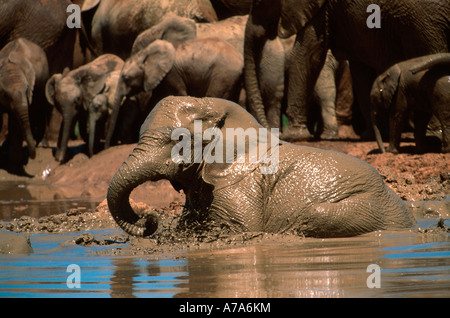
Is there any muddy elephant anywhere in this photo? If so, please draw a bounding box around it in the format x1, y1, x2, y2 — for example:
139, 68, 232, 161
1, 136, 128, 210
244, 0, 450, 141
45, 54, 123, 162
0, 0, 95, 75
132, 13, 285, 129
89, 0, 218, 59
0, 39, 50, 175
104, 38, 243, 149
107, 96, 416, 238
370, 53, 450, 154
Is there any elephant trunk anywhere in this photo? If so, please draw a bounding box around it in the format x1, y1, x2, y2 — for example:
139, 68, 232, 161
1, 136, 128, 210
371, 108, 385, 153
14, 98, 36, 159
104, 78, 125, 149
107, 149, 159, 237
410, 53, 450, 74
55, 110, 75, 162
243, 18, 270, 128
88, 112, 97, 157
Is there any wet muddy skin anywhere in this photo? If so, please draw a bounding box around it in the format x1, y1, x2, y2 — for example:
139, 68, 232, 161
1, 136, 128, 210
0, 139, 449, 297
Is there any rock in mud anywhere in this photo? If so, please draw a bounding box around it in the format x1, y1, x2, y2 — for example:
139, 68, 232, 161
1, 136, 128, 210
0, 230, 33, 254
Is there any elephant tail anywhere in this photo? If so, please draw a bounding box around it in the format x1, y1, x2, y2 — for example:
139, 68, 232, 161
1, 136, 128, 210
409, 53, 450, 74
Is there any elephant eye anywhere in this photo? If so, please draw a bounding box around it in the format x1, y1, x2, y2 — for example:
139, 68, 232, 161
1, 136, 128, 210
216, 114, 227, 129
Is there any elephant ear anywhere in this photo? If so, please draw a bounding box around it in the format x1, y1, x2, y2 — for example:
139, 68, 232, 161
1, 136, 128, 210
80, 0, 100, 11
378, 65, 401, 109
132, 14, 197, 54
197, 101, 281, 190
8, 53, 35, 105
191, 0, 218, 22
159, 15, 197, 48
45, 73, 63, 106
279, 0, 327, 34
142, 40, 176, 93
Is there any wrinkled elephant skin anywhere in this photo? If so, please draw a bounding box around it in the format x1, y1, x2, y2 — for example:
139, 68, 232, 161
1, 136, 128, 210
107, 96, 416, 238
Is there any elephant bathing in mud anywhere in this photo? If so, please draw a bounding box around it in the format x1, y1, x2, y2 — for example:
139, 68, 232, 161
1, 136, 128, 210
107, 96, 416, 238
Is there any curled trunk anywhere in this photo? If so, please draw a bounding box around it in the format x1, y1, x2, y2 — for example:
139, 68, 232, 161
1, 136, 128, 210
107, 152, 159, 237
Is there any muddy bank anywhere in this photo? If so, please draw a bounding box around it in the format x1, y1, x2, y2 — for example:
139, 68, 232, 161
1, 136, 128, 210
0, 139, 449, 255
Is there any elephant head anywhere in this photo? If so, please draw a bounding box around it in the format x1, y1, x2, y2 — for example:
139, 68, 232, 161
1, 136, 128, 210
88, 70, 123, 157
244, 0, 328, 136
369, 64, 402, 153
131, 14, 197, 55
45, 54, 123, 161
105, 40, 176, 149
107, 96, 279, 237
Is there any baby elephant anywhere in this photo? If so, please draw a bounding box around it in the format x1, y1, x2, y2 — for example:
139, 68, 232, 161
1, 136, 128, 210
370, 53, 450, 154
45, 54, 124, 161
0, 38, 49, 175
105, 38, 243, 149
107, 96, 416, 238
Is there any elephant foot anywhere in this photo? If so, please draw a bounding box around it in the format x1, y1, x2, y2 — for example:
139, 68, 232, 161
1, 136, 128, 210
338, 124, 360, 140
280, 124, 313, 142
360, 128, 375, 141
386, 144, 400, 154
320, 129, 339, 140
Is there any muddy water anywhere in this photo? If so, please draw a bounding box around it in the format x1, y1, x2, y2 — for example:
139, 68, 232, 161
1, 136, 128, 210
0, 181, 102, 220
1, 219, 449, 298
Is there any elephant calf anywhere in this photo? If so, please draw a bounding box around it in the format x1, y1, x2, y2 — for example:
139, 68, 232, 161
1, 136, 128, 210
104, 38, 243, 149
0, 38, 49, 175
107, 96, 416, 238
370, 53, 450, 154
45, 54, 124, 161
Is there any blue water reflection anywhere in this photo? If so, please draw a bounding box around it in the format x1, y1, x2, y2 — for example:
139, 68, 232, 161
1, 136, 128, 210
0, 218, 449, 298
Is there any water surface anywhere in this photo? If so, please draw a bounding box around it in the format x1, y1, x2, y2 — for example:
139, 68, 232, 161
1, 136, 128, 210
1, 219, 449, 298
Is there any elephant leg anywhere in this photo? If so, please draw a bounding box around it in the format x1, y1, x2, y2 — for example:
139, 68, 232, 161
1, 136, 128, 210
259, 40, 285, 129
316, 51, 339, 139
295, 191, 411, 238
6, 114, 28, 176
349, 61, 377, 140
435, 107, 450, 153
296, 200, 382, 237
314, 56, 338, 140
413, 111, 432, 154
261, 82, 283, 129
335, 62, 358, 139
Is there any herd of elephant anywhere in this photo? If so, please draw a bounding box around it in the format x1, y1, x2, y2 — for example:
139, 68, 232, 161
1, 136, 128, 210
0, 0, 449, 238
